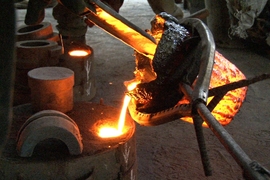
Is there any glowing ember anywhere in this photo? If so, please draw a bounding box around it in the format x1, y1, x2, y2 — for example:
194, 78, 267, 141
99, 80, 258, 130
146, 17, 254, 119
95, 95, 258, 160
98, 82, 138, 138
69, 50, 89, 57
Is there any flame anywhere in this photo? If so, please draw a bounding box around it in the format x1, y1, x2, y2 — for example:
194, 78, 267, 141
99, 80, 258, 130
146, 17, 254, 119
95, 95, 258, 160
69, 50, 90, 57
98, 82, 139, 138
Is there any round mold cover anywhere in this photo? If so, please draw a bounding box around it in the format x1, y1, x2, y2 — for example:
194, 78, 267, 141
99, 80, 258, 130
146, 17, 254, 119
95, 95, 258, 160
16, 110, 83, 157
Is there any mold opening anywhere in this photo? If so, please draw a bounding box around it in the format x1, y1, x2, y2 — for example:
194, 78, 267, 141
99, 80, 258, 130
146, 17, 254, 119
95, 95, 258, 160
18, 24, 44, 33
21, 41, 50, 47
32, 138, 70, 159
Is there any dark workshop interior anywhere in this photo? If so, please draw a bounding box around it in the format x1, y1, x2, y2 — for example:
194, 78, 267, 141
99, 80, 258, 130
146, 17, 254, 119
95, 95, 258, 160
0, 0, 270, 179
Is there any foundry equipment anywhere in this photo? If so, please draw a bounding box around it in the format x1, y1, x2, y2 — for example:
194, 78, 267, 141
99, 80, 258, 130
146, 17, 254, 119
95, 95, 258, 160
1, 0, 270, 179
55, 0, 270, 179
3, 65, 137, 179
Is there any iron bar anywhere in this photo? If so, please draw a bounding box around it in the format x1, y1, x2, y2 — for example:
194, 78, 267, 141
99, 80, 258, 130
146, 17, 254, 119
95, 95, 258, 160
206, 92, 227, 112
207, 73, 270, 111
208, 73, 270, 97
192, 114, 212, 176
186, 8, 209, 20
196, 102, 270, 180
180, 18, 215, 104
181, 83, 270, 179
180, 83, 212, 176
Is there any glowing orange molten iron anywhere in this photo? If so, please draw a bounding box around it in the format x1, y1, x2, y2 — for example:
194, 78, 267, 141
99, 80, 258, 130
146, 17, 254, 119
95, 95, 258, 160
95, 12, 246, 136
98, 50, 246, 137
98, 82, 138, 138
98, 95, 131, 138
180, 51, 247, 126
69, 49, 91, 57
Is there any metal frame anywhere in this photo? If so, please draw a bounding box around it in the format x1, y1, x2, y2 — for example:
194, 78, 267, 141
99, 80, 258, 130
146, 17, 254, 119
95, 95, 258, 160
128, 18, 270, 179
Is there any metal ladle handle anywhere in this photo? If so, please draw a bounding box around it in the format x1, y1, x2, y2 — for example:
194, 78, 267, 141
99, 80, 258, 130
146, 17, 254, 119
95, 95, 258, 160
59, 0, 157, 56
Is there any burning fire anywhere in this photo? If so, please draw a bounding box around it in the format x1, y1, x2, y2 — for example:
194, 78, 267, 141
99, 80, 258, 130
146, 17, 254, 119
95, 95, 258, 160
98, 82, 139, 138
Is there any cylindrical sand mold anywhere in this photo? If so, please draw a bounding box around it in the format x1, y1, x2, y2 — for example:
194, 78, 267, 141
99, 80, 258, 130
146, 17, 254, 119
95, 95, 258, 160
16, 40, 61, 69
14, 40, 62, 105
1, 102, 137, 180
61, 45, 96, 101
16, 22, 59, 42
28, 67, 74, 113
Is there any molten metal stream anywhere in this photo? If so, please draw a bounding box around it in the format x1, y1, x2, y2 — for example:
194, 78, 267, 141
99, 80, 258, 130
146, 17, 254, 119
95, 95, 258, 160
99, 82, 138, 138
89, 7, 246, 128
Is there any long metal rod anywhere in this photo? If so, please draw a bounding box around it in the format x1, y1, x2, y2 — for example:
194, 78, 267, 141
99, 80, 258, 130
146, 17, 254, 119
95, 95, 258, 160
181, 83, 212, 176
206, 92, 226, 112
180, 18, 215, 103
181, 83, 269, 179
208, 73, 270, 97
196, 102, 269, 180
192, 114, 212, 176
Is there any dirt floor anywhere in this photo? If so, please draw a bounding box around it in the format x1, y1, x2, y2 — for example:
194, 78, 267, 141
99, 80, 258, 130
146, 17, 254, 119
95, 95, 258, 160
15, 0, 270, 179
